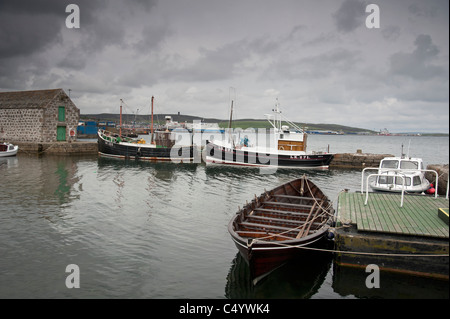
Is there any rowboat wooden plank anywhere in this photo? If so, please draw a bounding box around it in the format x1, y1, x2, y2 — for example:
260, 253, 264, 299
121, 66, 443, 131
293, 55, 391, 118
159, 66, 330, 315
240, 221, 302, 233
263, 201, 315, 209
235, 230, 295, 240
301, 202, 326, 238
272, 194, 316, 201
246, 214, 305, 225
296, 202, 318, 238
253, 207, 312, 217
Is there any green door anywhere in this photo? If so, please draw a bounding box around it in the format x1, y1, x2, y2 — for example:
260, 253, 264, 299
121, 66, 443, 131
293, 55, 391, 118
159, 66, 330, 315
58, 106, 66, 122
57, 126, 66, 141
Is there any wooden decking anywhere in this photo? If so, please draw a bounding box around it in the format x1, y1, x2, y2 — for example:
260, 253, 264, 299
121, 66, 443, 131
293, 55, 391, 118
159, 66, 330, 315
337, 192, 449, 239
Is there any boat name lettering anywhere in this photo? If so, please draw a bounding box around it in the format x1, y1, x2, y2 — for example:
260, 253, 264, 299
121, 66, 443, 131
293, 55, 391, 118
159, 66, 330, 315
290, 155, 310, 159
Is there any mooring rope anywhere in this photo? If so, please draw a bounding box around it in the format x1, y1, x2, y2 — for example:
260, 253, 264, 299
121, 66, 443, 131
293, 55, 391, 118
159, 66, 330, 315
258, 240, 449, 257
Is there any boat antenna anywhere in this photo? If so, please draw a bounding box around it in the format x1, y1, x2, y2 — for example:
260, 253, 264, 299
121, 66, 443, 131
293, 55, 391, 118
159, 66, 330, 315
407, 139, 411, 159
228, 100, 233, 131
228, 100, 235, 147
228, 87, 236, 147
270, 99, 303, 133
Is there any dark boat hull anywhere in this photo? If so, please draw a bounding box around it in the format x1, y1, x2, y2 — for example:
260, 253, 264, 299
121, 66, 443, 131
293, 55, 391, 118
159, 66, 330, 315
228, 176, 335, 284
205, 140, 333, 168
231, 230, 330, 284
98, 131, 194, 162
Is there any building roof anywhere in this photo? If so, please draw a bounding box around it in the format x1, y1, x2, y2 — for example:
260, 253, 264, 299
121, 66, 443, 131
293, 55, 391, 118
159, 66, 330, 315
0, 88, 73, 110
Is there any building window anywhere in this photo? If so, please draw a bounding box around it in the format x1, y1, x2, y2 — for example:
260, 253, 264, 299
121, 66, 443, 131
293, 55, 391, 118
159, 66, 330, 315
58, 106, 66, 122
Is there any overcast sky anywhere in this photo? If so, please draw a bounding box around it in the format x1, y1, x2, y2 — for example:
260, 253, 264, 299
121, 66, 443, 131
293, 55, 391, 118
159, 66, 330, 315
0, 0, 448, 133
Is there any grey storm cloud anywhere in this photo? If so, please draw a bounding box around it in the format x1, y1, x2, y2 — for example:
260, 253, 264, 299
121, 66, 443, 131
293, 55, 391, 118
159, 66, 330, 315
0, 0, 159, 89
390, 34, 446, 80
0, 0, 109, 58
333, 0, 367, 33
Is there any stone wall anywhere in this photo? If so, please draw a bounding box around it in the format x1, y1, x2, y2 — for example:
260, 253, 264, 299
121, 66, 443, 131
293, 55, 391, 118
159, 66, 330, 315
0, 108, 43, 142
426, 164, 449, 196
41, 91, 80, 142
330, 152, 394, 169
16, 141, 98, 154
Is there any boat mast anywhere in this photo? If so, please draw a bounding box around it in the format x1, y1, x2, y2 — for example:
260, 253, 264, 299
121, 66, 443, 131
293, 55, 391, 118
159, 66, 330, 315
228, 100, 234, 130
151, 96, 155, 144
274, 98, 281, 131
228, 100, 235, 147
119, 99, 123, 136
267, 98, 282, 132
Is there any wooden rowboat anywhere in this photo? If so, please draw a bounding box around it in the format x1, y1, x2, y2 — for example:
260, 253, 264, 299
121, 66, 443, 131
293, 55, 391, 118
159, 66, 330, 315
228, 175, 335, 284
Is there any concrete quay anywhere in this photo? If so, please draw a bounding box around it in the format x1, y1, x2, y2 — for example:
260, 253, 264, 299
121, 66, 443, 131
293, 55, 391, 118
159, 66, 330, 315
16, 141, 98, 155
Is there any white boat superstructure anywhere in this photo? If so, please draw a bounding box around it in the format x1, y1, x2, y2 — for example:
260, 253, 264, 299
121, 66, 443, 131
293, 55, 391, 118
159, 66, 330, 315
370, 156, 431, 193
0, 142, 18, 157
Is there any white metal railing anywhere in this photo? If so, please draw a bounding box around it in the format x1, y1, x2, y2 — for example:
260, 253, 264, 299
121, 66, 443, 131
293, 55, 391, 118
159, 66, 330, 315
447, 176, 449, 200
361, 167, 439, 199
364, 173, 406, 207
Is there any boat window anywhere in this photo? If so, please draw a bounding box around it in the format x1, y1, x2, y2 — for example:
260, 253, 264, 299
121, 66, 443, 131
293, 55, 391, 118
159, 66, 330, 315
395, 176, 411, 186
400, 161, 418, 169
378, 176, 394, 184
381, 160, 398, 169
413, 176, 422, 186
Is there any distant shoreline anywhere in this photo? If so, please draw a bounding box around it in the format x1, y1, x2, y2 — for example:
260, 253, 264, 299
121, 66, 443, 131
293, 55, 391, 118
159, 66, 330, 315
80, 113, 449, 136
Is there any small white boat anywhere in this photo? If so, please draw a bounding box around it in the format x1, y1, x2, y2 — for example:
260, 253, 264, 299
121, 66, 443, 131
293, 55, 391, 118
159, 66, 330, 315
370, 156, 431, 193
0, 142, 19, 157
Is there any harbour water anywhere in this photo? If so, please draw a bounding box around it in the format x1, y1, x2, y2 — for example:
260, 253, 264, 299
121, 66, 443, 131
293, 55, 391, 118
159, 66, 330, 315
0, 135, 448, 299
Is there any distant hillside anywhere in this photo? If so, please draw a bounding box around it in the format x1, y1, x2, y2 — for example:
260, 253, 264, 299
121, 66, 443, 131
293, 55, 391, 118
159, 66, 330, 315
81, 113, 220, 124
217, 119, 374, 134
80, 113, 375, 134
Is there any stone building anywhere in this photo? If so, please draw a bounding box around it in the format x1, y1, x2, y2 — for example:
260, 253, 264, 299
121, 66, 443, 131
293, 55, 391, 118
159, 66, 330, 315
0, 88, 80, 143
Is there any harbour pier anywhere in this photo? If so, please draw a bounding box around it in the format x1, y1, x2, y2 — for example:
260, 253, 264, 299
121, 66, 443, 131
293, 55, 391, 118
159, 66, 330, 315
15, 141, 98, 155
329, 151, 393, 169
334, 191, 449, 279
